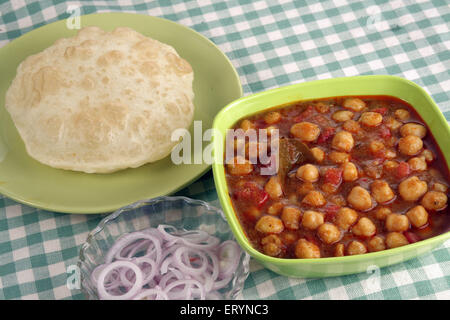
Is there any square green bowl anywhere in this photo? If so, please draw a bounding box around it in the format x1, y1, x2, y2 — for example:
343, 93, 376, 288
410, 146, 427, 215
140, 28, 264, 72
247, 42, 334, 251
211, 75, 450, 278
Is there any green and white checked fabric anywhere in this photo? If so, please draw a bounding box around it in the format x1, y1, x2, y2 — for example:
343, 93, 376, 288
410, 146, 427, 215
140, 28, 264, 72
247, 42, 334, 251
0, 0, 449, 300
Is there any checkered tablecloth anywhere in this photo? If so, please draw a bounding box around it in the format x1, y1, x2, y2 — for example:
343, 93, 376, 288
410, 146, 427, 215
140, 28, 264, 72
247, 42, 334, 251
1, 0, 449, 300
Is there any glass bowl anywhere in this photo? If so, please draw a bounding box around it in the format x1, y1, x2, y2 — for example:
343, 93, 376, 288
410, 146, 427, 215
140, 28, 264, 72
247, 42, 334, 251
78, 196, 250, 300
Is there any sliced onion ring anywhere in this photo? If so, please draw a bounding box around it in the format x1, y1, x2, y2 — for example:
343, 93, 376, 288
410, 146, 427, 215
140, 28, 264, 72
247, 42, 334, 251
92, 225, 244, 300
172, 247, 209, 276
132, 288, 168, 300
164, 279, 205, 300
105, 232, 162, 264
97, 261, 143, 300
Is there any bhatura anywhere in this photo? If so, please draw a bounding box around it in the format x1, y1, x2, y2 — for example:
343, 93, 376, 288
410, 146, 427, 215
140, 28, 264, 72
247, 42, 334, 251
5, 26, 194, 173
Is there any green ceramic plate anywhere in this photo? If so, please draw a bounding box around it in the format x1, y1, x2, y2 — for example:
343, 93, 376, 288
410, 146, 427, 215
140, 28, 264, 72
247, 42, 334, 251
0, 13, 242, 214
212, 75, 450, 278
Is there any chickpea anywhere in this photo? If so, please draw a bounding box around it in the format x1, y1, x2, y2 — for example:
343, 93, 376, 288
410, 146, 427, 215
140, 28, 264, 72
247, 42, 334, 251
368, 236, 386, 252
385, 135, 396, 148
295, 239, 321, 259
297, 182, 315, 196
370, 140, 385, 154
296, 164, 319, 182
370, 180, 395, 203
408, 157, 427, 171
347, 240, 367, 255
245, 206, 262, 221
281, 206, 302, 230
360, 112, 383, 127
302, 210, 324, 230
406, 205, 429, 228
399, 176, 427, 201
314, 102, 330, 113
227, 156, 253, 175
332, 110, 354, 122
342, 162, 358, 182
421, 191, 448, 211
385, 149, 397, 159
234, 180, 250, 189
335, 207, 358, 231
384, 135, 395, 146
264, 111, 281, 124
400, 123, 427, 138
343, 98, 366, 112
384, 160, 398, 170
281, 231, 298, 245
311, 147, 325, 163
395, 109, 410, 120
375, 207, 391, 220
255, 215, 284, 234
343, 120, 361, 133
432, 183, 448, 193
329, 151, 350, 164
321, 182, 338, 194
335, 243, 345, 257
420, 149, 434, 162
330, 194, 347, 207
347, 186, 372, 211
332, 130, 354, 152
318, 223, 341, 244
386, 232, 409, 248
302, 190, 326, 207
290, 122, 320, 142
398, 135, 423, 156
352, 217, 376, 237
264, 176, 283, 200
267, 202, 284, 215
240, 119, 255, 131
385, 117, 402, 130
385, 213, 409, 232
261, 235, 283, 257
364, 165, 383, 180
